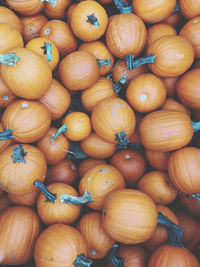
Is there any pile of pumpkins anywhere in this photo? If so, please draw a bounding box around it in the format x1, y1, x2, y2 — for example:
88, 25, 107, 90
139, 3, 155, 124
0, 0, 200, 266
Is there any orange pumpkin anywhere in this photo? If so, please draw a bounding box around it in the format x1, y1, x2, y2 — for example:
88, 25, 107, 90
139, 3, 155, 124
145, 150, 172, 171
0, 75, 17, 109
162, 12, 183, 27
70, 0, 108, 42
161, 98, 191, 116
0, 6, 22, 34
66, 3, 77, 22
179, 0, 200, 19
0, 144, 47, 195
44, 0, 71, 19
78, 158, 106, 177
79, 163, 125, 210
91, 97, 136, 146
0, 205, 41, 265
102, 189, 157, 244
126, 73, 167, 113
6, 0, 45, 16
0, 47, 52, 99
1, 100, 51, 143
77, 211, 114, 259
8, 190, 40, 207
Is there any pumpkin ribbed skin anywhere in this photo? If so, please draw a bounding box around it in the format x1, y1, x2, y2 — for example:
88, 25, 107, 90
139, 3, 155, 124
145, 150, 171, 171
6, 0, 44, 16
139, 110, 193, 151
179, 0, 200, 19
0, 76, 17, 109
161, 98, 191, 116
0, 6, 22, 34
8, 190, 39, 207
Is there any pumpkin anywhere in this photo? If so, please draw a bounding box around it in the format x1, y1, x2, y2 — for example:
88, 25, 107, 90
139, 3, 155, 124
5, 0, 45, 16
102, 189, 157, 244
176, 68, 200, 110
34, 224, 92, 267
0, 22, 24, 54
139, 110, 194, 151
70, 0, 108, 42
126, 73, 167, 113
161, 98, 191, 116
178, 193, 200, 217
78, 158, 106, 177
40, 19, 77, 57
110, 148, 146, 187
162, 76, 179, 97
0, 6, 22, 34
0, 193, 13, 214
179, 0, 200, 19
44, 0, 71, 19
46, 159, 78, 186
132, 0, 176, 24
0, 123, 13, 153
25, 37, 60, 71
162, 12, 183, 27
1, 100, 51, 143
168, 146, 200, 194
145, 150, 171, 171
144, 205, 179, 252
91, 97, 136, 146
0, 205, 41, 265
0, 47, 52, 100
80, 132, 116, 159
8, 190, 40, 207
37, 127, 70, 165
137, 171, 177, 205
0, 75, 17, 108
59, 50, 100, 91
79, 41, 114, 76
0, 144, 47, 195
81, 77, 116, 111
21, 14, 48, 43
79, 163, 125, 210
77, 211, 114, 259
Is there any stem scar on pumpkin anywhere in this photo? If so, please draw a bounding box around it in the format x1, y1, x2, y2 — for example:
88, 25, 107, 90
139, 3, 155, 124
12, 144, 27, 163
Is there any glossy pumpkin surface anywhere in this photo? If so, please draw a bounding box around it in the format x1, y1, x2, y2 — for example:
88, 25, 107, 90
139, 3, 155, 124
6, 0, 44, 16
0, 6, 22, 34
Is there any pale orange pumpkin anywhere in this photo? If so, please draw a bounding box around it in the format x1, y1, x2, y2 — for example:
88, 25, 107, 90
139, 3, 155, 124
179, 0, 200, 19
44, 0, 71, 19
0, 6, 22, 34
6, 0, 45, 16
0, 75, 17, 109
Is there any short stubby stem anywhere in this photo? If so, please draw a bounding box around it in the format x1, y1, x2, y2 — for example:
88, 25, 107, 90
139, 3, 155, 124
133, 54, 156, 69
0, 127, 14, 141
192, 121, 200, 133
41, 0, 57, 7
34, 180, 57, 203
192, 193, 200, 201
115, 130, 130, 148
51, 124, 68, 143
157, 212, 184, 248
114, 0, 133, 13
97, 58, 112, 69
73, 254, 92, 267
108, 244, 124, 267
59, 189, 93, 205
86, 14, 99, 28
41, 42, 52, 62
0, 52, 20, 66
12, 144, 27, 163
125, 54, 134, 70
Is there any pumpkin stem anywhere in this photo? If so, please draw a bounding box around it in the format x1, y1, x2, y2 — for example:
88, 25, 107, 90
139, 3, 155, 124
125, 54, 134, 70
157, 212, 184, 248
0, 52, 20, 66
173, 2, 179, 13
113, 70, 127, 94
86, 14, 99, 28
97, 58, 112, 69
41, 0, 57, 7
108, 244, 125, 267
0, 127, 14, 140
192, 193, 200, 201
41, 42, 52, 62
12, 144, 27, 163
133, 54, 156, 69
192, 121, 200, 132
73, 253, 92, 266
59, 189, 93, 205
114, 0, 133, 13
115, 130, 130, 148
34, 180, 57, 203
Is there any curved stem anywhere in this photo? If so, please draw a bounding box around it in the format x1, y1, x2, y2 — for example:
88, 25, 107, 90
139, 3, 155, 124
73, 254, 92, 267
0, 127, 14, 140
173, 2, 179, 13
0, 52, 20, 66
34, 181, 57, 203
125, 54, 134, 70
108, 244, 124, 267
133, 54, 156, 69
51, 124, 68, 142
41, 0, 57, 7
59, 189, 93, 205
41, 42, 52, 62
192, 193, 200, 201
115, 130, 130, 148
113, 71, 127, 94
97, 58, 112, 69
157, 212, 184, 247
192, 121, 200, 133
12, 144, 27, 163
86, 14, 99, 28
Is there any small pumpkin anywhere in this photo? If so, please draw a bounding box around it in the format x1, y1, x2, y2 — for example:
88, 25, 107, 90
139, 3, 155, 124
43, 0, 71, 19
78, 158, 106, 177
0, 6, 22, 34
145, 150, 171, 171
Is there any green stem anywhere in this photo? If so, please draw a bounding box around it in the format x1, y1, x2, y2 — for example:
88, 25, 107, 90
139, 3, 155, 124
86, 14, 99, 28
114, 0, 133, 13
0, 52, 20, 66
192, 121, 200, 133
59, 189, 93, 205
0, 127, 14, 140
115, 130, 130, 148
41, 42, 52, 62
108, 244, 124, 267
157, 212, 184, 248
192, 193, 200, 201
41, 0, 57, 7
73, 254, 92, 267
97, 58, 112, 69
51, 124, 68, 142
133, 54, 155, 69
12, 144, 27, 163
113, 71, 127, 94
34, 181, 57, 203
125, 54, 134, 70
173, 2, 179, 13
